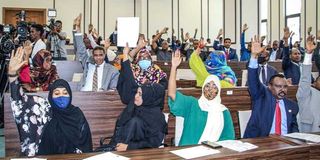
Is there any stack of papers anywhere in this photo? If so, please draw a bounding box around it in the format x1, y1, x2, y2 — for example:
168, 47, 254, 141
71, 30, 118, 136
170, 146, 220, 159
216, 140, 258, 152
284, 133, 320, 143
83, 152, 129, 160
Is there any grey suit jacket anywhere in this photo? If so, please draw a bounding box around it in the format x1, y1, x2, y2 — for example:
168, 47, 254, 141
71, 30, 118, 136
297, 64, 320, 132
74, 32, 119, 91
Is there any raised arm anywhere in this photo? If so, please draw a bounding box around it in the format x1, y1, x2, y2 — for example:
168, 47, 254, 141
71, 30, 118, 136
282, 27, 292, 70
189, 40, 210, 87
213, 29, 223, 50
168, 50, 182, 101
247, 36, 267, 100
240, 24, 248, 53
193, 28, 198, 39
152, 27, 168, 50
116, 44, 138, 104
297, 35, 316, 102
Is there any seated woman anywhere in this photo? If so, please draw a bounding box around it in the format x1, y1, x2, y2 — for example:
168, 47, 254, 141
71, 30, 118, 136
8, 47, 92, 156
168, 50, 235, 146
189, 41, 237, 88
108, 45, 167, 151
20, 49, 59, 92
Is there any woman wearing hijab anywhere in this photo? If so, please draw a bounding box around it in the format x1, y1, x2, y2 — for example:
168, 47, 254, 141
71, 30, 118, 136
189, 40, 237, 88
117, 45, 167, 106
168, 50, 235, 146
109, 83, 167, 151
8, 47, 92, 156
20, 49, 59, 92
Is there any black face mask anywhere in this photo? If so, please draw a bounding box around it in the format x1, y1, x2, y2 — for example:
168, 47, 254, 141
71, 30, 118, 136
258, 56, 267, 64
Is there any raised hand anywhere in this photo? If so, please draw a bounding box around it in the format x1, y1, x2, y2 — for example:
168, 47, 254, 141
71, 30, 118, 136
261, 36, 266, 43
104, 38, 111, 49
8, 47, 27, 76
171, 49, 182, 68
307, 27, 312, 35
306, 35, 317, 54
251, 35, 265, 58
290, 32, 295, 38
218, 29, 223, 36
161, 27, 169, 34
122, 42, 130, 61
23, 40, 32, 58
137, 37, 147, 48
242, 24, 249, 32
283, 27, 292, 40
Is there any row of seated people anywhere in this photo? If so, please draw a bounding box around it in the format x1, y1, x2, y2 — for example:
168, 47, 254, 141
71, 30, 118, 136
6, 14, 320, 157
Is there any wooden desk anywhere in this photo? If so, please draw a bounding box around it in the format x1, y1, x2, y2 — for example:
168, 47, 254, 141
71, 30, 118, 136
5, 135, 319, 160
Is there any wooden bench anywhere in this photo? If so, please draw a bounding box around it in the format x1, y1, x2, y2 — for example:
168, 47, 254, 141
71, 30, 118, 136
4, 86, 298, 156
155, 61, 319, 86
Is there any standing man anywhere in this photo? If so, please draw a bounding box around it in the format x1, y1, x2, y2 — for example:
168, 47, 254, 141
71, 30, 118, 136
244, 36, 299, 138
47, 20, 67, 60
30, 24, 46, 59
213, 29, 238, 61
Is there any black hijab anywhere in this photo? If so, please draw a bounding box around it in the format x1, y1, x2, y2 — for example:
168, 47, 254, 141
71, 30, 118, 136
38, 79, 92, 155
116, 83, 167, 137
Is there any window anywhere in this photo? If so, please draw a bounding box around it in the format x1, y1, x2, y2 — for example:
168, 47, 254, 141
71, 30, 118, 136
260, 0, 268, 44
285, 0, 301, 43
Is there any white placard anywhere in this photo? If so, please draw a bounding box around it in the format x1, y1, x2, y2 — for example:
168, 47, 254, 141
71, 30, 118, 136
117, 17, 140, 48
170, 146, 220, 159
83, 152, 129, 160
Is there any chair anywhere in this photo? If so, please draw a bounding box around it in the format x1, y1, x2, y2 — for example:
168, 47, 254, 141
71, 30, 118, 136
238, 110, 252, 138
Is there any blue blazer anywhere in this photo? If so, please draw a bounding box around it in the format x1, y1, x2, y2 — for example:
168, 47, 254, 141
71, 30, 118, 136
282, 46, 301, 85
213, 40, 238, 61
243, 67, 299, 138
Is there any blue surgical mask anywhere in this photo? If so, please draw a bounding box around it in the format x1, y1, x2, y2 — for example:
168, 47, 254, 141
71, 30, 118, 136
52, 96, 70, 109
138, 60, 151, 70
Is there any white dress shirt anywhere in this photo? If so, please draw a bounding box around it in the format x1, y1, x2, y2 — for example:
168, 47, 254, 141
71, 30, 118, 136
31, 39, 46, 59
81, 61, 105, 91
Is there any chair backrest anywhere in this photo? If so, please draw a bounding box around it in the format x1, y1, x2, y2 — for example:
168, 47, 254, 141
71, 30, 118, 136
238, 110, 252, 138
241, 70, 248, 87
176, 69, 196, 80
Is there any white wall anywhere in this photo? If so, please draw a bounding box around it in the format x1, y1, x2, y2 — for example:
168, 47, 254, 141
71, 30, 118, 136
1, 0, 318, 48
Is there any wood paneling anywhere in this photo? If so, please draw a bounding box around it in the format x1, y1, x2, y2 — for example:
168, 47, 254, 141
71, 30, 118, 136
4, 86, 298, 156
3, 7, 46, 26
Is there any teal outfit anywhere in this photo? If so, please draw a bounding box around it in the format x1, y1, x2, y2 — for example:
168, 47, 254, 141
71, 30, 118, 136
168, 91, 235, 146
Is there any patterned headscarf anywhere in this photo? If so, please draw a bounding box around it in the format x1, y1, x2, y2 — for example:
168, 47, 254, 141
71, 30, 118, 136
132, 48, 166, 86
205, 51, 237, 85
30, 49, 59, 91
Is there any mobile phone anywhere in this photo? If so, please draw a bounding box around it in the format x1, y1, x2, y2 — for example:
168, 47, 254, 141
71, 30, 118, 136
201, 141, 222, 149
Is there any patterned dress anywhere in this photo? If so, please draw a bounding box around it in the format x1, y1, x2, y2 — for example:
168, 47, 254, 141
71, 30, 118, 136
10, 80, 52, 156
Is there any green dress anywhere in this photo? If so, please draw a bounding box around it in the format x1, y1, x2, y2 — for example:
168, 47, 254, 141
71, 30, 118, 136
168, 91, 235, 146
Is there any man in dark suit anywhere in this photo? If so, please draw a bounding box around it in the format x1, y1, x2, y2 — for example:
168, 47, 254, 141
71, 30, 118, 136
256, 49, 279, 85
244, 36, 299, 138
267, 40, 283, 61
213, 29, 238, 61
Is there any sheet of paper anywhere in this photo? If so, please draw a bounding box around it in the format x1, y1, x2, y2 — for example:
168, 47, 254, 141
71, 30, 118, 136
216, 140, 258, 152
11, 158, 46, 160
284, 133, 320, 143
83, 152, 129, 160
170, 146, 220, 159
117, 17, 139, 48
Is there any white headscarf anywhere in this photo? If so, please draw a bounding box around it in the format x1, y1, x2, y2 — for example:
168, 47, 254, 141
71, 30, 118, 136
198, 75, 227, 144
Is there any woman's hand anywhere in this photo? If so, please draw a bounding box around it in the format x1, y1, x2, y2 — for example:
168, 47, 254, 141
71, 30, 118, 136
8, 47, 27, 82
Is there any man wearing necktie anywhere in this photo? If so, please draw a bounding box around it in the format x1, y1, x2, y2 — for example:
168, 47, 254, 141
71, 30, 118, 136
213, 29, 238, 61
243, 35, 299, 138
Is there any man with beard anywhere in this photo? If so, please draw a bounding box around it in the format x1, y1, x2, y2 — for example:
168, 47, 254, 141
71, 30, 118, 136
255, 48, 278, 86
282, 27, 314, 85
152, 27, 172, 61
243, 35, 299, 138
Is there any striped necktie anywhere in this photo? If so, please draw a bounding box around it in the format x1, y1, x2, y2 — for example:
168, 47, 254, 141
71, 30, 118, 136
92, 65, 99, 91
